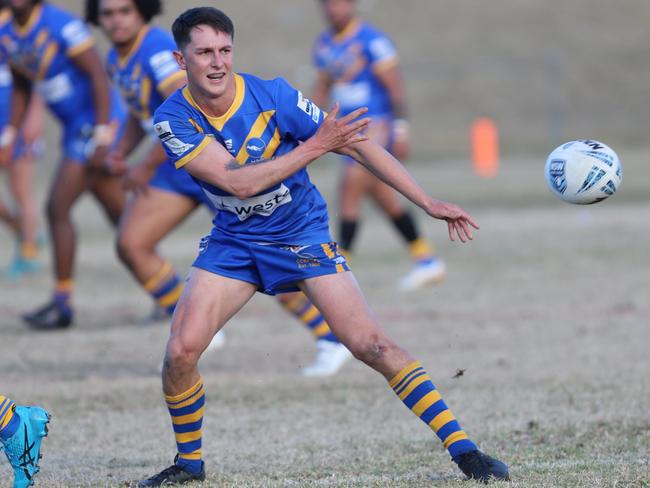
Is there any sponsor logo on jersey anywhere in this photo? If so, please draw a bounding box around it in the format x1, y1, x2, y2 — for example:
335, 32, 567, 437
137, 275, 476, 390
297, 91, 321, 124
245, 137, 266, 158
154, 120, 195, 156
204, 184, 293, 221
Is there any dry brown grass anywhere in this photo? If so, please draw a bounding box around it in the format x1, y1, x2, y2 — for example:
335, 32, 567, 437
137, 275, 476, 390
1, 151, 649, 487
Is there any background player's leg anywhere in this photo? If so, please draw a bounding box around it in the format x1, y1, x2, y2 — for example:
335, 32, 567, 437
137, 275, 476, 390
276, 291, 352, 376
5, 154, 42, 279
298, 271, 507, 480
154, 269, 256, 479
88, 170, 127, 227
117, 188, 198, 320
338, 162, 373, 252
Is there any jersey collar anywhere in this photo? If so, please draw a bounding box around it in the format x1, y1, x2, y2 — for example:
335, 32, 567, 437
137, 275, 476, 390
332, 18, 361, 43
13, 3, 43, 37
182, 73, 245, 131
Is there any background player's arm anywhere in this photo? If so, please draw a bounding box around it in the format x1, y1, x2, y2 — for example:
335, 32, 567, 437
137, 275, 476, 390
182, 105, 369, 199
375, 63, 410, 160
311, 70, 333, 109
338, 140, 478, 242
70, 47, 113, 168
0, 68, 31, 166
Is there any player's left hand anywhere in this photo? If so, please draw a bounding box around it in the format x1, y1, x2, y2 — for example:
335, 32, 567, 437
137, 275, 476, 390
425, 199, 480, 243
87, 144, 112, 173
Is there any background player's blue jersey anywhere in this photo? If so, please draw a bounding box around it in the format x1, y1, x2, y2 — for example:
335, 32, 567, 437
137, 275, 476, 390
106, 26, 184, 135
0, 9, 12, 129
154, 73, 331, 244
313, 20, 397, 117
0, 2, 121, 124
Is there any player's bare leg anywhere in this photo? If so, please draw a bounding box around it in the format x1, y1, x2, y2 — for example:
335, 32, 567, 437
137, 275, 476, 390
276, 291, 352, 376
299, 271, 509, 482
138, 270, 257, 487
22, 160, 89, 330
88, 170, 127, 226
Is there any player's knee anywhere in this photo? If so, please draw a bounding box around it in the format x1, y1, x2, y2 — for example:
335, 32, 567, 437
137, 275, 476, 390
165, 337, 200, 372
348, 335, 399, 367
45, 198, 66, 222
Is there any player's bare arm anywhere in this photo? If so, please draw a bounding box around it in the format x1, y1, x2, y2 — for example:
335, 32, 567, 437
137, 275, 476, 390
339, 140, 479, 242
70, 46, 113, 168
375, 64, 410, 160
182, 104, 370, 199
311, 70, 333, 109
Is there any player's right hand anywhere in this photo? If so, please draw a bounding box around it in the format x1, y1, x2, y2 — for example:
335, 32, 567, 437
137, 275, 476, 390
312, 103, 370, 154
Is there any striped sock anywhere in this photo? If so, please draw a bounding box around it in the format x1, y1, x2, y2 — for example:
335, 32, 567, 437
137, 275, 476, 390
0, 395, 19, 441
20, 241, 39, 260
389, 361, 477, 462
54, 279, 73, 311
166, 378, 205, 475
408, 238, 435, 265
281, 293, 339, 343
144, 262, 184, 314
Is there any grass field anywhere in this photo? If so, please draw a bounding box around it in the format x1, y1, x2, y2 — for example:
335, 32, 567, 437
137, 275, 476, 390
1, 152, 649, 487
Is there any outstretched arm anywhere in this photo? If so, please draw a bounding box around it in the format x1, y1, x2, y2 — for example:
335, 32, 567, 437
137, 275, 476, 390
181, 105, 369, 199
339, 140, 479, 242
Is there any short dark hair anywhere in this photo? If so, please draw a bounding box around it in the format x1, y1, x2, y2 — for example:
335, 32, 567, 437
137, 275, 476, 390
172, 7, 234, 50
85, 0, 162, 26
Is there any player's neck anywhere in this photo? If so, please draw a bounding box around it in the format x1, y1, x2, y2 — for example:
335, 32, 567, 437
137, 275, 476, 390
333, 17, 358, 37
188, 74, 237, 118
12, 5, 35, 26
115, 25, 147, 59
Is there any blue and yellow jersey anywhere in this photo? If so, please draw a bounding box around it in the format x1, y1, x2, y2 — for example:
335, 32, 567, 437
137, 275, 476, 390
106, 25, 184, 132
313, 19, 397, 117
0, 8, 12, 128
0, 2, 116, 123
153, 73, 331, 244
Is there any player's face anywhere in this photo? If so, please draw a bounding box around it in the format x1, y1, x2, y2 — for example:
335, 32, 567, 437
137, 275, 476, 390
177, 26, 234, 100
7, 0, 33, 13
98, 0, 145, 46
322, 0, 356, 31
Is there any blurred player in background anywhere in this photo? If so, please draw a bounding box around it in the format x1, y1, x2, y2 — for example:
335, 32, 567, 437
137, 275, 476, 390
0, 1, 45, 280
0, 0, 127, 330
87, 0, 350, 376
312, 0, 445, 291
0, 394, 50, 488
137, 7, 508, 485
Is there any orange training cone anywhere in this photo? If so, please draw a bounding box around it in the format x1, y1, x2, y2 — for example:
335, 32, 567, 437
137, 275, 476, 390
471, 117, 499, 178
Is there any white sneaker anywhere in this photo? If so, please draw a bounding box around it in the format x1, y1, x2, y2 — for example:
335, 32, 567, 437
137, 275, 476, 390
398, 258, 446, 291
300, 340, 352, 377
138, 304, 173, 326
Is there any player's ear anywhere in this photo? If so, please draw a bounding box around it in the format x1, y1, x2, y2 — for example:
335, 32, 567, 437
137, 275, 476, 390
173, 50, 186, 70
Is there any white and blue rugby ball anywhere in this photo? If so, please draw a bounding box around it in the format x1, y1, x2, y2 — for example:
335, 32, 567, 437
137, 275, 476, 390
544, 140, 622, 204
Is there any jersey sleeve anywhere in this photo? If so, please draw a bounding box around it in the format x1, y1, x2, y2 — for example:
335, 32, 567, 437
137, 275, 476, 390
153, 101, 210, 169
143, 31, 185, 93
366, 32, 398, 74
274, 78, 325, 142
54, 10, 95, 57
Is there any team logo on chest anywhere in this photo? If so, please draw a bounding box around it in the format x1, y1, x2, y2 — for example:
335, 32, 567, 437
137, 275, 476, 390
245, 137, 266, 159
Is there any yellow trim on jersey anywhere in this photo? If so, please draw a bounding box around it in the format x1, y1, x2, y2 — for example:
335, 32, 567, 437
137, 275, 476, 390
37, 41, 58, 80
181, 73, 245, 131
174, 136, 211, 169
372, 57, 398, 75
34, 29, 48, 48
235, 110, 276, 165
188, 118, 204, 133
157, 70, 186, 93
118, 25, 149, 68
14, 3, 42, 37
333, 18, 361, 43
262, 127, 281, 161
67, 37, 95, 58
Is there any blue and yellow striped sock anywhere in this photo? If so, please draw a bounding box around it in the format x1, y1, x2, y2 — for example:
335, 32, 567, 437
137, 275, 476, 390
389, 361, 477, 462
281, 293, 339, 343
408, 238, 435, 265
0, 395, 19, 441
166, 378, 205, 475
144, 262, 184, 314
